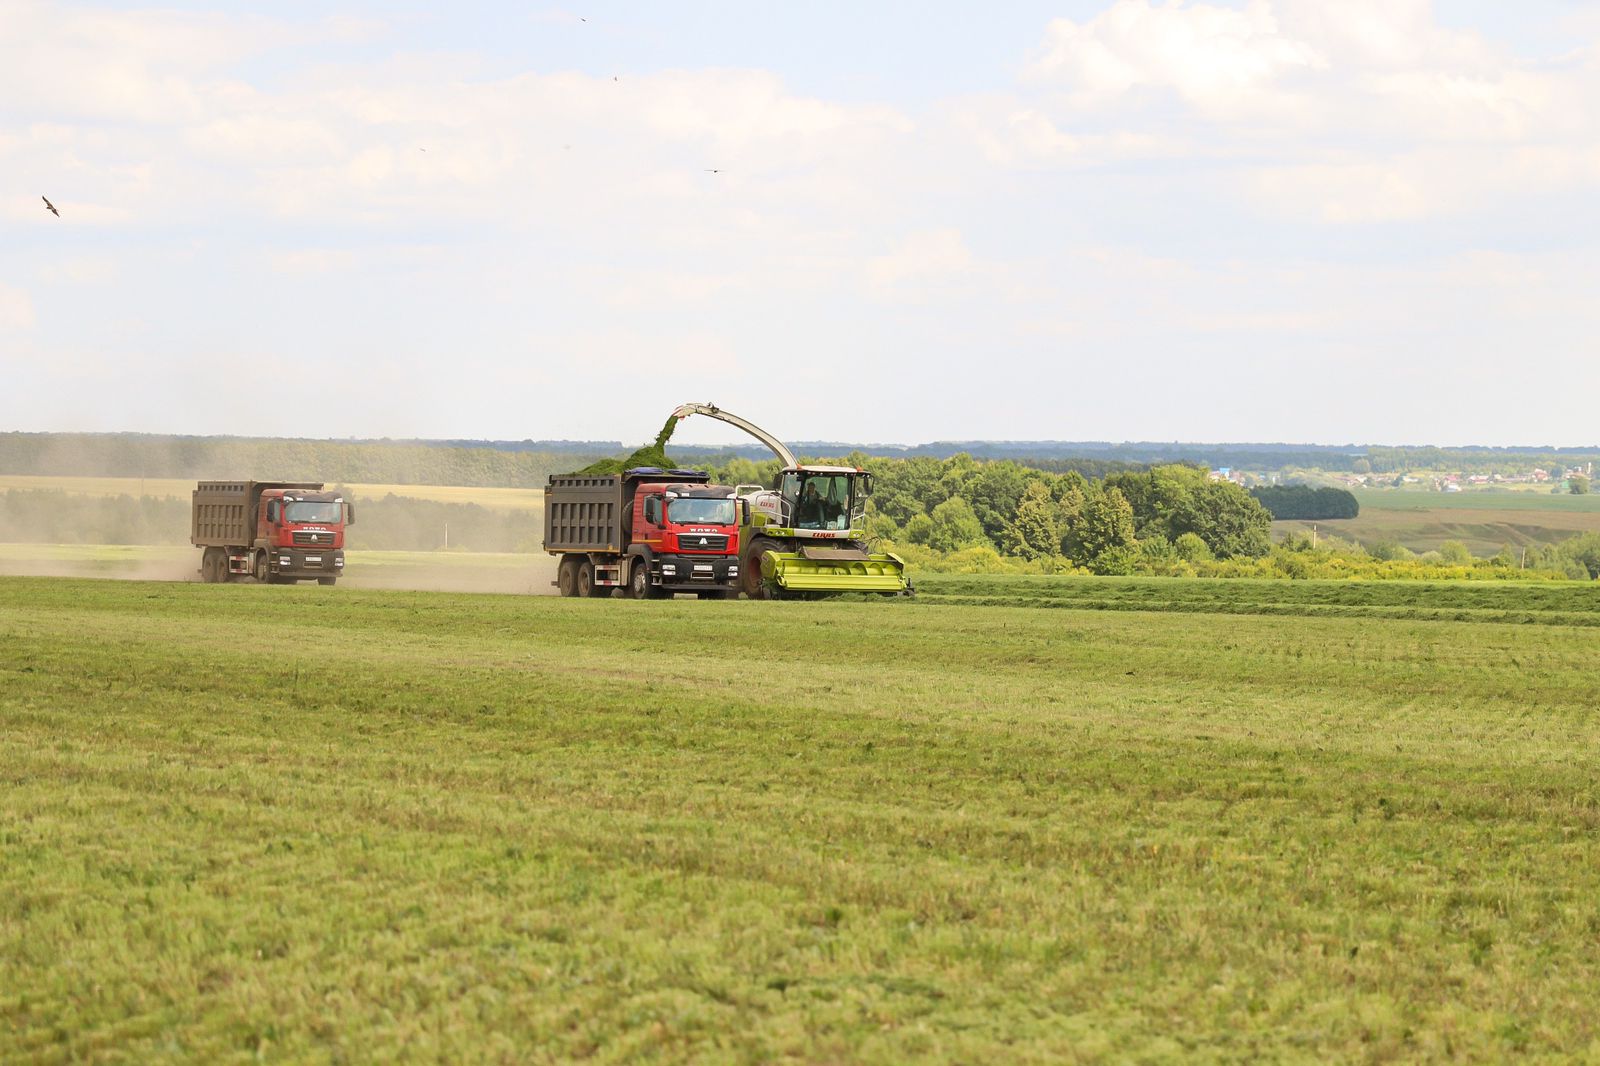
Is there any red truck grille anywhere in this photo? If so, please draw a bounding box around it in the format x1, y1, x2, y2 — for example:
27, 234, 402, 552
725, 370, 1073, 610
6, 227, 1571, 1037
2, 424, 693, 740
292, 530, 336, 547
679, 533, 729, 552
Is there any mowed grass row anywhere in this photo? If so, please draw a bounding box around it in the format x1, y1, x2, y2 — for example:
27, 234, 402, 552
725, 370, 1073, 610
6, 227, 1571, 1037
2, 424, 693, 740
916, 573, 1600, 626
4, 578, 1600, 1062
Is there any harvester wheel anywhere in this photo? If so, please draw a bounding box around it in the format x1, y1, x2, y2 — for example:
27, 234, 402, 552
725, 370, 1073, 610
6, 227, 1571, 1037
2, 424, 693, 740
741, 538, 777, 599
557, 556, 580, 597
627, 558, 654, 600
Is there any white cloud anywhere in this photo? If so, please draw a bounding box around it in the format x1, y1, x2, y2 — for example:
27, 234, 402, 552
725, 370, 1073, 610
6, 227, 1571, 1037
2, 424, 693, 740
1012, 0, 1600, 222
1027, 0, 1324, 119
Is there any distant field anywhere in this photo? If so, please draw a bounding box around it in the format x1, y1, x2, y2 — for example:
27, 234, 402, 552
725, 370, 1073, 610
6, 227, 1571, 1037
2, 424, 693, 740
0, 474, 545, 512
1275, 490, 1600, 554
5, 576, 1600, 1060
1352, 489, 1600, 513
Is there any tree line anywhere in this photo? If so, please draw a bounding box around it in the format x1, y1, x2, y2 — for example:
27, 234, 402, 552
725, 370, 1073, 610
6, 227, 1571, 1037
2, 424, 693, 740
1248, 485, 1360, 520
0, 433, 607, 488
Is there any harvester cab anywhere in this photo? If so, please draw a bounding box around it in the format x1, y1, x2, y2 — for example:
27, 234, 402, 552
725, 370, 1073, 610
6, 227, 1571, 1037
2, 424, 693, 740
670, 403, 912, 599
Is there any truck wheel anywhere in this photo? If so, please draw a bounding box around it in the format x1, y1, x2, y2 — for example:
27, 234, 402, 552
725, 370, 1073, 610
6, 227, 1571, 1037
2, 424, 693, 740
576, 560, 596, 598
557, 557, 579, 597
317, 577, 337, 587
698, 590, 730, 600
254, 552, 272, 584
627, 558, 654, 600
201, 548, 222, 583
741, 538, 776, 599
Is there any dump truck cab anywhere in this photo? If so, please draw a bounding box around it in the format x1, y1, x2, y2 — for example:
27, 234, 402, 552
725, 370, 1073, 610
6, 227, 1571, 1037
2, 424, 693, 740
255, 487, 351, 584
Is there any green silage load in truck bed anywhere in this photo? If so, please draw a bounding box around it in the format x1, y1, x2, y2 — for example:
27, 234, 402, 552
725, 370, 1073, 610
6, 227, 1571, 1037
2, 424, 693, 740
577, 415, 682, 475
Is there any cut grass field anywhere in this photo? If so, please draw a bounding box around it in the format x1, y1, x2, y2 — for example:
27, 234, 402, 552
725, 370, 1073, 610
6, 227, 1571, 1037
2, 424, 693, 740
1275, 489, 1600, 555
5, 576, 1600, 1061
0, 474, 546, 512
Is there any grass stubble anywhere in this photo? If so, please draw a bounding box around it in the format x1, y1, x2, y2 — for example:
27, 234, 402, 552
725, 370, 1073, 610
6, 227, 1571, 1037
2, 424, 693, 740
2, 576, 1599, 1062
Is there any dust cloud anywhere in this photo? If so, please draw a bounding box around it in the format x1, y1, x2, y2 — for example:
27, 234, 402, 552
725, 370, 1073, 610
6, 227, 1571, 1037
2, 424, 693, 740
0, 548, 561, 595
0, 553, 200, 583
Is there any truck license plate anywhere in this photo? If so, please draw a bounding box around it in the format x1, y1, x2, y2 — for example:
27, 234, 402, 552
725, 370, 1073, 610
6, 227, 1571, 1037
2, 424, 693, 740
306, 556, 322, 565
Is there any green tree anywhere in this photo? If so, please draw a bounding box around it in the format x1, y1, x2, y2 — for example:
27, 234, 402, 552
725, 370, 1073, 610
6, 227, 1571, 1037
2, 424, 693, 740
1556, 532, 1600, 579
1173, 532, 1213, 562
903, 513, 935, 546
1070, 488, 1136, 569
1437, 540, 1474, 565
1173, 481, 1273, 558
1570, 475, 1591, 495
1002, 481, 1061, 561
1369, 539, 1414, 562
926, 497, 989, 553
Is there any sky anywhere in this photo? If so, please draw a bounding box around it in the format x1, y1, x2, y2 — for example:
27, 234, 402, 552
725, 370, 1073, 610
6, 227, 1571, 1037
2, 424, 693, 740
4, 0, 1600, 449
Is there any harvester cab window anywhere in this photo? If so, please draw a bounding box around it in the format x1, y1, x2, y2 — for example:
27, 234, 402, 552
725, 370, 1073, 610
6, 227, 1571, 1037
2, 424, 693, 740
795, 474, 851, 530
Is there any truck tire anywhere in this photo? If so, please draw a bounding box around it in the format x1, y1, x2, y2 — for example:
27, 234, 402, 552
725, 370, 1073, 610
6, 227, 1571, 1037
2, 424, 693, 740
317, 577, 336, 587
254, 552, 272, 584
698, 590, 731, 600
576, 560, 596, 598
557, 556, 580, 597
201, 548, 223, 583
627, 558, 655, 600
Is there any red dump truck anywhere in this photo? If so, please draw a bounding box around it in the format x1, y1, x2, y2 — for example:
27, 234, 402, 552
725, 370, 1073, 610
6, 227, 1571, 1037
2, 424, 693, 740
544, 468, 742, 599
191, 481, 354, 585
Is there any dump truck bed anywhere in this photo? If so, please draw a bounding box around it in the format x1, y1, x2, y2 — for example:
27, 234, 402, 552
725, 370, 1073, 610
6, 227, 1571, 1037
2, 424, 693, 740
543, 469, 710, 554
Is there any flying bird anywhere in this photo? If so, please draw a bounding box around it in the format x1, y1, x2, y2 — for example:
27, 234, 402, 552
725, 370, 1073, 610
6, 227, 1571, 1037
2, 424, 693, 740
42, 196, 59, 217
704, 169, 723, 174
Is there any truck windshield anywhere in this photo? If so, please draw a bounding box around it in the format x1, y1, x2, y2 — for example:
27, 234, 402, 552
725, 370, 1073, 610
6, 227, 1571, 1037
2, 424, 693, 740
667, 498, 735, 525
284, 501, 342, 524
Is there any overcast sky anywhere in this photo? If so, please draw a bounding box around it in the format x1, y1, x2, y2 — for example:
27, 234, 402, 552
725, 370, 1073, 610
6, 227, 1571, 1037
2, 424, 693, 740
5, 1, 1599, 448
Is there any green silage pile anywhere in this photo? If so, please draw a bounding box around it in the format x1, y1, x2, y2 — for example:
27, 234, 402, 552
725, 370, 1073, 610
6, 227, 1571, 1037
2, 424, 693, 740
577, 415, 682, 475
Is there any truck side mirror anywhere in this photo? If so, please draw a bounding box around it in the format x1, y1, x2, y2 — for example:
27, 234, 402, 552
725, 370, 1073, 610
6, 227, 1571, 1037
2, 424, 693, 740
644, 497, 661, 524
267, 501, 279, 523
740, 499, 750, 524
345, 502, 356, 525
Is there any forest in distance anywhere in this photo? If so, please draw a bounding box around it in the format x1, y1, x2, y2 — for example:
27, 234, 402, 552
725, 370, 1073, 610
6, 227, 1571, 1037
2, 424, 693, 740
9, 431, 1600, 485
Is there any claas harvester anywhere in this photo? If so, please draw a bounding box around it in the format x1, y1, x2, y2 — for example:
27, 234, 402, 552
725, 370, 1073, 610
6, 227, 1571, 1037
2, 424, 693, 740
669, 403, 912, 599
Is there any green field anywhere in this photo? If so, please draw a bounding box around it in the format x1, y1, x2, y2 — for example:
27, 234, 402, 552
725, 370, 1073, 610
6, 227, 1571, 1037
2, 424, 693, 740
1275, 489, 1600, 555
5, 576, 1600, 1061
